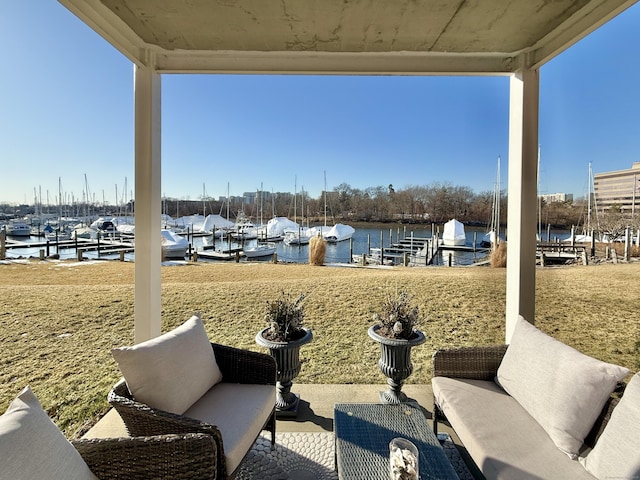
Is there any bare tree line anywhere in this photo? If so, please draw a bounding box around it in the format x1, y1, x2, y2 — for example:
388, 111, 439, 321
6, 182, 638, 238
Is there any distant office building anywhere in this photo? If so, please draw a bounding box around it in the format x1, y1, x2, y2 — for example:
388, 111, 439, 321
538, 193, 573, 204
242, 191, 257, 205
593, 162, 640, 216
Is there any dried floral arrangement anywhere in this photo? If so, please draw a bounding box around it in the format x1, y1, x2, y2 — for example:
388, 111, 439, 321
372, 287, 421, 340
261, 291, 307, 342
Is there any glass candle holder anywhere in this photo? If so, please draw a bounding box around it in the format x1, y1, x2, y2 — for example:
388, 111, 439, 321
389, 437, 419, 480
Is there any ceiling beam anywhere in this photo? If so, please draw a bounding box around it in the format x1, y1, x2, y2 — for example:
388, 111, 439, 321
157, 50, 515, 76
59, 0, 147, 67
527, 0, 637, 69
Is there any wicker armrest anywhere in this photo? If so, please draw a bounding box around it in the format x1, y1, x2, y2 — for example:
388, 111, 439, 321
72, 434, 216, 480
108, 379, 223, 439
432, 344, 509, 380
108, 379, 229, 479
212, 342, 276, 385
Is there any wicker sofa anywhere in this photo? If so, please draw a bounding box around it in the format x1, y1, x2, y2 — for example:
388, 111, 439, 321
431, 316, 634, 480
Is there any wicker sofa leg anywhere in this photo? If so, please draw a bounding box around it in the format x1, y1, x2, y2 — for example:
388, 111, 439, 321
267, 410, 276, 446
433, 402, 446, 435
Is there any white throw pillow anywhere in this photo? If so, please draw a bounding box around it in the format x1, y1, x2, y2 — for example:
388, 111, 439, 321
112, 314, 222, 414
579, 372, 640, 479
496, 316, 629, 458
0, 386, 98, 480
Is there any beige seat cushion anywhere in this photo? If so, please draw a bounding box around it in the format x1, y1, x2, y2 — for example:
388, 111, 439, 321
433, 377, 597, 480
496, 316, 628, 458
0, 386, 98, 480
112, 314, 222, 415
579, 372, 640, 479
184, 383, 275, 474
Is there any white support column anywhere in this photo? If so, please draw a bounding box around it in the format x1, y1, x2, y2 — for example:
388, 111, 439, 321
134, 58, 162, 343
506, 68, 539, 342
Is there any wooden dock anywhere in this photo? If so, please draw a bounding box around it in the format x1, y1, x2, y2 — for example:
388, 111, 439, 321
1, 236, 136, 260
536, 243, 588, 266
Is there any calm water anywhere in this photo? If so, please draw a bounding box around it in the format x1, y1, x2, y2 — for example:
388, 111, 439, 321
4, 224, 571, 266
194, 224, 505, 266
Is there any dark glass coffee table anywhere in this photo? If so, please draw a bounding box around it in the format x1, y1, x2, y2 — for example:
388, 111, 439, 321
334, 402, 459, 480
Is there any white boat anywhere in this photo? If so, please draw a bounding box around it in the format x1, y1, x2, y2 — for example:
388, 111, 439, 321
244, 242, 277, 258
231, 211, 257, 240
72, 225, 94, 239
174, 214, 206, 232
561, 232, 594, 244
161, 229, 189, 258
323, 223, 355, 243
45, 225, 73, 241
283, 227, 313, 245
442, 219, 466, 246
264, 217, 298, 241
352, 247, 384, 265
200, 214, 235, 237
5, 220, 31, 237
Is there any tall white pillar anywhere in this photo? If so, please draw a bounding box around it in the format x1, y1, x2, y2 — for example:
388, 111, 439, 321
134, 58, 162, 343
506, 68, 539, 342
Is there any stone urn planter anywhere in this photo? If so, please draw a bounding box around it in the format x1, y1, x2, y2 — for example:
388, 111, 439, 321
368, 325, 425, 404
255, 292, 312, 416
368, 287, 426, 404
256, 327, 313, 416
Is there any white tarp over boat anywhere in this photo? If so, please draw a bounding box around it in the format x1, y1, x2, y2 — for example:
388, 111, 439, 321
161, 229, 188, 258
200, 214, 235, 233
323, 223, 355, 242
267, 217, 299, 237
443, 219, 466, 246
174, 214, 205, 232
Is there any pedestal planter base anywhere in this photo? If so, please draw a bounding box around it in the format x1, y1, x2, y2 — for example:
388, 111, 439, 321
378, 385, 409, 405
276, 392, 301, 417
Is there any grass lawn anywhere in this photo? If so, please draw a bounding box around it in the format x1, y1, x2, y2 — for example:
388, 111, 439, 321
1, 259, 638, 437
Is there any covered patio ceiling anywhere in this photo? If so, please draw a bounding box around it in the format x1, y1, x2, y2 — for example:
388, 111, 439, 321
61, 0, 635, 74
58, 0, 638, 343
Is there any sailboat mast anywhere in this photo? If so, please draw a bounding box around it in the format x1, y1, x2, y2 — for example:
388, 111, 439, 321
271, 189, 275, 218
226, 182, 230, 221
496, 155, 501, 242
537, 145, 541, 239
301, 186, 305, 228
323, 170, 327, 227
587, 162, 592, 233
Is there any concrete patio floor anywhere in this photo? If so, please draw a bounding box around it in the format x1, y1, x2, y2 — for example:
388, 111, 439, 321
85, 383, 484, 478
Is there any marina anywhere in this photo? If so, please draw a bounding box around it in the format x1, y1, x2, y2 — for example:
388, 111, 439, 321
0, 221, 500, 267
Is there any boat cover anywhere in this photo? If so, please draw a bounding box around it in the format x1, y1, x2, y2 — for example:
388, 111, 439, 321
443, 219, 466, 246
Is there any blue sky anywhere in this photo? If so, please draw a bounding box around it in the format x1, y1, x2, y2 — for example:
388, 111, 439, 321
1, 2, 639, 207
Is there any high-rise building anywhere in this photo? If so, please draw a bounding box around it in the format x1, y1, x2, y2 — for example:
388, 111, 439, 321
593, 162, 640, 216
